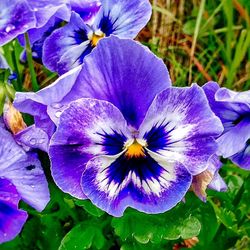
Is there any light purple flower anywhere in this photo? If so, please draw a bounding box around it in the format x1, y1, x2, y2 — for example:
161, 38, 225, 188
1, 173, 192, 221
15, 37, 223, 216
203, 82, 250, 170
0, 123, 50, 243
43, 0, 152, 74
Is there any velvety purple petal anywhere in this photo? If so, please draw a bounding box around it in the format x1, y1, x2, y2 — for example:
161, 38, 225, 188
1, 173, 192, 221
70, 0, 101, 23
139, 84, 223, 175
0, 127, 49, 211
14, 125, 50, 152
28, 0, 71, 28
231, 143, 250, 170
70, 36, 171, 128
81, 152, 192, 217
0, 178, 28, 244
216, 117, 250, 158
43, 12, 92, 74
93, 0, 151, 38
0, 0, 36, 46
49, 98, 131, 199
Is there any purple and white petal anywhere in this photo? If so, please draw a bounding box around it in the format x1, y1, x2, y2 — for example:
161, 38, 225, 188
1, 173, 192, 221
139, 84, 223, 175
81, 152, 191, 217
49, 98, 131, 199
43, 12, 92, 74
0, 178, 28, 244
92, 0, 151, 38
231, 143, 250, 170
0, 0, 36, 46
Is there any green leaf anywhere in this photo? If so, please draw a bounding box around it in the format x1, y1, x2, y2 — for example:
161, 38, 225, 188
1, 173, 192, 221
59, 222, 107, 250
112, 206, 201, 245
75, 199, 105, 217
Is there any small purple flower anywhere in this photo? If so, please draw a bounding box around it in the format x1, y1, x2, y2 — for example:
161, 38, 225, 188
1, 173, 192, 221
0, 121, 50, 243
0, 0, 71, 46
203, 82, 250, 170
15, 37, 223, 216
43, 0, 152, 74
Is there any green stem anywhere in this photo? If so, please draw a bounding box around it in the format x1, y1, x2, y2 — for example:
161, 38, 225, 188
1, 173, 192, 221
25, 33, 39, 92
11, 40, 22, 91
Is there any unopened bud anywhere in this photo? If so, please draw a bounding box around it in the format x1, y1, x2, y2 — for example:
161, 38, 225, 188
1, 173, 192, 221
3, 102, 27, 134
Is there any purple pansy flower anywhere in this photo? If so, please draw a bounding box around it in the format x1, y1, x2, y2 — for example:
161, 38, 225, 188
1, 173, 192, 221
15, 37, 223, 216
43, 0, 152, 74
0, 121, 50, 243
18, 0, 100, 63
203, 82, 250, 170
0, 0, 70, 46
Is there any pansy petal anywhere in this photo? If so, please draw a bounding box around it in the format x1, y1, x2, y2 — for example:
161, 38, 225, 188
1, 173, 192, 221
43, 12, 92, 74
71, 36, 171, 128
0, 127, 49, 211
203, 82, 250, 131
0, 178, 28, 244
93, 0, 151, 38
231, 143, 250, 170
70, 0, 101, 23
49, 98, 131, 199
0, 0, 36, 46
0, 127, 26, 170
28, 0, 71, 28
14, 66, 81, 139
14, 125, 50, 152
139, 84, 223, 175
216, 117, 250, 158
81, 151, 192, 217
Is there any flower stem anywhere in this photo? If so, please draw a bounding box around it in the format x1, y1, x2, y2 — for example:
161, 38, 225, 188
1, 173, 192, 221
25, 33, 39, 92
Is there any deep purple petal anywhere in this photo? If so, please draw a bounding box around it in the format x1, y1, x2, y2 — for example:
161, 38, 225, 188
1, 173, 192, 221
139, 84, 223, 175
70, 36, 171, 128
43, 12, 92, 74
0, 127, 49, 211
81, 152, 192, 217
49, 98, 131, 199
0, 178, 28, 244
0, 0, 36, 46
92, 0, 151, 38
70, 0, 101, 23
231, 142, 250, 170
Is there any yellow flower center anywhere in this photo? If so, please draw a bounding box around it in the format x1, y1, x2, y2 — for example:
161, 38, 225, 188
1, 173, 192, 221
124, 139, 146, 159
91, 32, 105, 47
